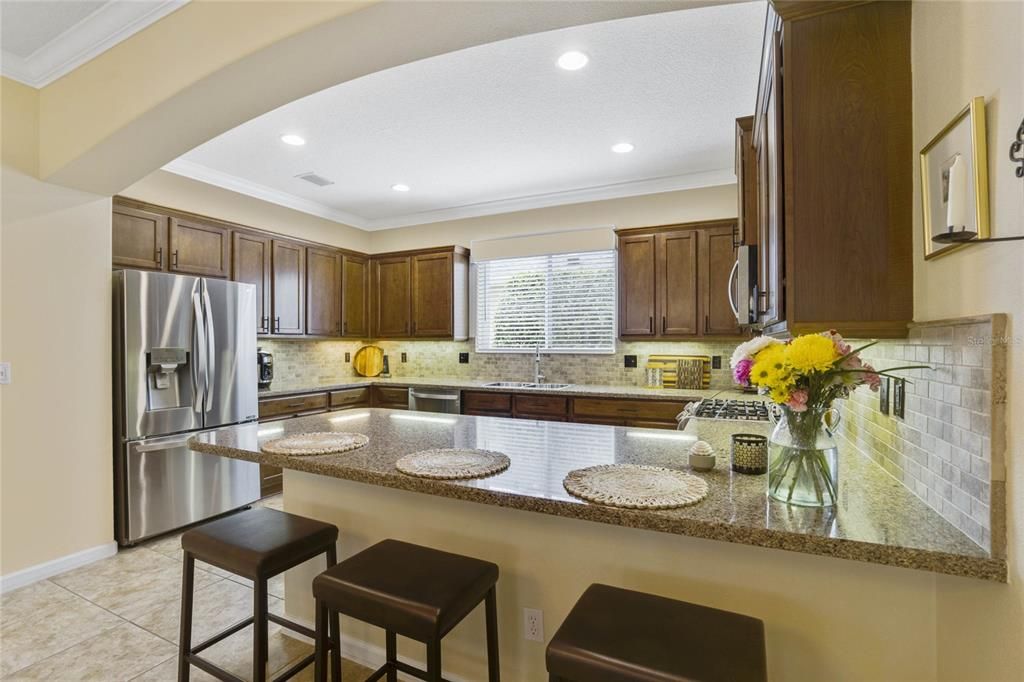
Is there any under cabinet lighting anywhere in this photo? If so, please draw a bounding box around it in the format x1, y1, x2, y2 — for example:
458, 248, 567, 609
557, 51, 589, 71
625, 431, 696, 442
390, 414, 457, 425
280, 134, 306, 146
329, 412, 370, 423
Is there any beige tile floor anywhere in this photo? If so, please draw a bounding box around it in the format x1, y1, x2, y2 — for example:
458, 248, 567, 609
0, 496, 373, 681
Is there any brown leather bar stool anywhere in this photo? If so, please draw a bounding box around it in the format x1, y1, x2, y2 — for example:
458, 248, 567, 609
311, 539, 500, 682
179, 507, 341, 682
547, 584, 767, 682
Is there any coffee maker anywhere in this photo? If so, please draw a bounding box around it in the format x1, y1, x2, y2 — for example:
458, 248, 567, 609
257, 348, 273, 390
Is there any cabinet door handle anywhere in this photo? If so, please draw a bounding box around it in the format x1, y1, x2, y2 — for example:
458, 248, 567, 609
156, 247, 163, 269
704, 315, 710, 333
662, 316, 667, 333
172, 250, 179, 267
274, 316, 280, 333
411, 321, 416, 334
649, 316, 653, 333
261, 316, 268, 331
342, 321, 347, 334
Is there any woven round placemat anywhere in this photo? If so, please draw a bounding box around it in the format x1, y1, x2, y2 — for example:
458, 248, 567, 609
563, 464, 709, 509
395, 448, 510, 480
261, 432, 368, 456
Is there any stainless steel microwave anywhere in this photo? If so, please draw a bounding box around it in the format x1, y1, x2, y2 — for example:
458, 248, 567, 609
729, 244, 758, 326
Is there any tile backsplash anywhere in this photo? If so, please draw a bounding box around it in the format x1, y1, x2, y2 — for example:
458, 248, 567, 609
259, 338, 746, 390
839, 315, 1006, 554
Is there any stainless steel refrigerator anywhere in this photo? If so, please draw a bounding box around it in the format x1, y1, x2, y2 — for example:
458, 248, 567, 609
113, 269, 261, 545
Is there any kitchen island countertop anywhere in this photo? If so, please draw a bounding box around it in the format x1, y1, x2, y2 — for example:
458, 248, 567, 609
188, 409, 1002, 581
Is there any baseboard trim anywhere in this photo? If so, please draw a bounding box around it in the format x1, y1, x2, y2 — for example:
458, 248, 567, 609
282, 613, 471, 682
0, 542, 118, 594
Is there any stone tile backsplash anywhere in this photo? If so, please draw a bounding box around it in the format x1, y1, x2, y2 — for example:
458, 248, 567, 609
839, 315, 1006, 554
259, 338, 744, 390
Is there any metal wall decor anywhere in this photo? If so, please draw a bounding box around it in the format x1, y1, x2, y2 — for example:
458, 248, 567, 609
1011, 116, 1024, 178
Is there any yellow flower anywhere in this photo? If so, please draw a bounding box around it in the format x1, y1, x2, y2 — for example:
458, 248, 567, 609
750, 344, 790, 390
785, 334, 837, 374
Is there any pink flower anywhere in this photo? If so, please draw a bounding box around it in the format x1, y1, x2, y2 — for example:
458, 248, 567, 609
786, 388, 809, 412
821, 329, 852, 357
733, 358, 753, 386
863, 364, 882, 392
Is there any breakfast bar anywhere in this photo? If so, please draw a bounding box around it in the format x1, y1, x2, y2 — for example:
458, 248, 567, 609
189, 408, 1003, 681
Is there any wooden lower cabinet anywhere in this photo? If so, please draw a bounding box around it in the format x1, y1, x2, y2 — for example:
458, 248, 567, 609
371, 386, 409, 409
463, 391, 512, 417
513, 394, 568, 421
462, 392, 691, 430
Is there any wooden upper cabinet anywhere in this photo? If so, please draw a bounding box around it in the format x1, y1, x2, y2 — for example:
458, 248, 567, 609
341, 254, 368, 338
751, 2, 912, 338
618, 234, 657, 336
305, 247, 341, 336
112, 205, 168, 271
411, 251, 453, 337
232, 232, 272, 335
271, 240, 305, 335
658, 230, 699, 336
735, 116, 759, 247
371, 256, 412, 337
168, 217, 230, 278
702, 225, 742, 336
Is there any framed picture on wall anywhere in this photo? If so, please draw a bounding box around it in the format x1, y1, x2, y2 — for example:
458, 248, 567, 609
920, 96, 990, 259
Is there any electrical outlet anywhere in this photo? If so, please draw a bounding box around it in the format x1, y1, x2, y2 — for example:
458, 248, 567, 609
344, 352, 351, 363
0, 362, 9, 385
879, 377, 890, 415
624, 355, 638, 368
893, 378, 905, 418
459, 352, 469, 364
712, 355, 722, 369
401, 352, 407, 363
523, 608, 544, 642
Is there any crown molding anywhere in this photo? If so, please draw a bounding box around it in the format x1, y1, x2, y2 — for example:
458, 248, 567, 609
161, 159, 369, 228
1, 0, 187, 88
162, 159, 737, 232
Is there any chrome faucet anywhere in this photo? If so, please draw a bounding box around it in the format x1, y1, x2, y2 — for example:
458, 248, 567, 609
534, 344, 545, 384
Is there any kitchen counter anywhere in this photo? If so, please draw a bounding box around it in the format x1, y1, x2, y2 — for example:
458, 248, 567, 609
258, 376, 744, 402
188, 409, 1002, 581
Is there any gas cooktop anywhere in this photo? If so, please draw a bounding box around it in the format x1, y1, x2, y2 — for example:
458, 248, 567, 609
689, 398, 770, 422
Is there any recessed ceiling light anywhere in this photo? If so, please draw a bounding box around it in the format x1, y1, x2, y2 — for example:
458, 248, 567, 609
557, 51, 589, 71
611, 142, 635, 154
280, 134, 306, 146
391, 184, 411, 192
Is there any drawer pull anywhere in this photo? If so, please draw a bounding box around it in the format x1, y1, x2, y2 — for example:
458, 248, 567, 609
286, 402, 305, 408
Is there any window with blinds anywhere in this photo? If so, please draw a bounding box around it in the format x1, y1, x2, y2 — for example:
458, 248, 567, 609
475, 250, 616, 353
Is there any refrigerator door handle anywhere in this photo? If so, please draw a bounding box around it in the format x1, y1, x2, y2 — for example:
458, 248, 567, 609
202, 281, 216, 414
192, 289, 208, 413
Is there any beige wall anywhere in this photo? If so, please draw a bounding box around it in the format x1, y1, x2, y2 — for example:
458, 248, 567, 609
0, 78, 38, 176
0, 166, 114, 575
910, 1, 1024, 679
369, 184, 737, 252
121, 170, 371, 252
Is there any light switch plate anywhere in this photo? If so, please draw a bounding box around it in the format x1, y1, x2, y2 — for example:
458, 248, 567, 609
0, 362, 10, 384
893, 378, 905, 419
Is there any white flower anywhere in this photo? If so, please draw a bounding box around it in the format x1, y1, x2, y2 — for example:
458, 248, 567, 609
730, 336, 784, 368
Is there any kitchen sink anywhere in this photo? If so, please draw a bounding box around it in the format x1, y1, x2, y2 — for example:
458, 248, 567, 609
483, 381, 536, 388
482, 381, 573, 390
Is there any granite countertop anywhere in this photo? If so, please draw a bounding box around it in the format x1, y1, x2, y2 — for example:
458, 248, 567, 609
258, 376, 747, 402
189, 409, 1003, 582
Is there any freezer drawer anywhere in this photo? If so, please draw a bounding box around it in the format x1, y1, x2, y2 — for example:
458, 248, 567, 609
118, 431, 260, 545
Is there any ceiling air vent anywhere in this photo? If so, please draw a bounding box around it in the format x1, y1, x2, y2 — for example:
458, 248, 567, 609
295, 172, 335, 187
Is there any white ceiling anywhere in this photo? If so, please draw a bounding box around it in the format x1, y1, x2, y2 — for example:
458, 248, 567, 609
169, 2, 765, 231
0, 0, 186, 87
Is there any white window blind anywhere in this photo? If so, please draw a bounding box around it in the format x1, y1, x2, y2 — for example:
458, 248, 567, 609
475, 250, 616, 353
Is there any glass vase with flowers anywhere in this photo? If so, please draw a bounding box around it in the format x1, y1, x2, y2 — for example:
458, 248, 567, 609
730, 331, 927, 507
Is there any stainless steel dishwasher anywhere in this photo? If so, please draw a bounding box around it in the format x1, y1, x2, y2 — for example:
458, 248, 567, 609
408, 388, 461, 414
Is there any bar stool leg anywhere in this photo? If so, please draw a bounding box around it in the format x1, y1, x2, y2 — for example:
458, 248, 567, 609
385, 631, 398, 682
253, 577, 269, 682
326, 546, 341, 682
426, 639, 442, 682
485, 586, 500, 682
314, 598, 328, 682
178, 551, 196, 682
